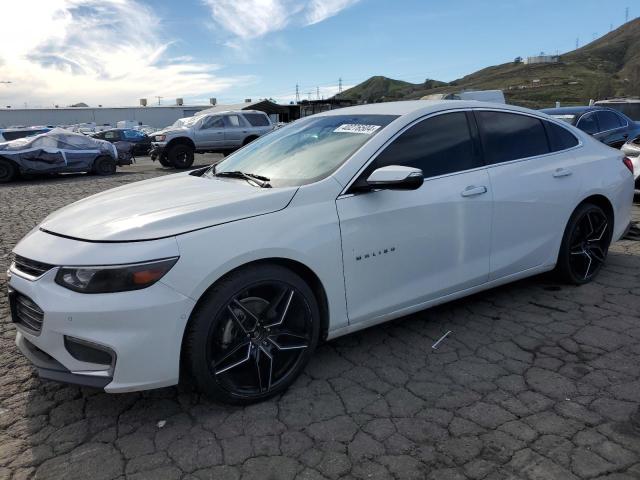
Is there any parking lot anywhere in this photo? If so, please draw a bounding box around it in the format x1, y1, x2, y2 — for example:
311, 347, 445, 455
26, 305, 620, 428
1, 160, 639, 480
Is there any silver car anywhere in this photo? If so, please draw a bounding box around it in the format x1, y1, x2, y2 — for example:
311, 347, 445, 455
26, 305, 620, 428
150, 110, 273, 169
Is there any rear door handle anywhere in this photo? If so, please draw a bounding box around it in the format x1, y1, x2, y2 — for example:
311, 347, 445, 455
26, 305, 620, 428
553, 168, 573, 178
461, 185, 488, 197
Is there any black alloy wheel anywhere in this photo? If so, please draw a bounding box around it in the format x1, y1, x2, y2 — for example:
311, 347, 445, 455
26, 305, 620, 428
557, 203, 612, 284
184, 264, 320, 404
169, 144, 194, 169
0, 158, 17, 183
158, 155, 173, 167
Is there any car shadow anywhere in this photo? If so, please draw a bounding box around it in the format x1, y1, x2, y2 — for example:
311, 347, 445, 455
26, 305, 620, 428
8, 247, 640, 474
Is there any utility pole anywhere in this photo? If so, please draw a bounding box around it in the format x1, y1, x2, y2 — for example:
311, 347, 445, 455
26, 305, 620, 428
626, 6, 629, 23
316, 86, 320, 100
338, 77, 343, 94
295, 84, 300, 103
155, 96, 162, 106
576, 37, 579, 49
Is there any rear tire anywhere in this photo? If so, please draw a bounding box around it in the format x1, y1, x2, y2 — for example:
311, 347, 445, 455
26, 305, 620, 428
184, 264, 320, 405
0, 158, 17, 183
242, 136, 258, 146
555, 203, 612, 284
91, 156, 117, 176
168, 144, 194, 169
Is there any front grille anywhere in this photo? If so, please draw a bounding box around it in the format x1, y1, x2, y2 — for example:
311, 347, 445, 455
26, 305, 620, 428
12, 255, 54, 278
10, 291, 45, 334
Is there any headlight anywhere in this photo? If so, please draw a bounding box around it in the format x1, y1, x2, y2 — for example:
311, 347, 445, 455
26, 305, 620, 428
155, 135, 166, 142
55, 257, 178, 293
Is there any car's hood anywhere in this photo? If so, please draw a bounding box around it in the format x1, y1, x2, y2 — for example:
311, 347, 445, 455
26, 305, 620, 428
40, 173, 298, 242
153, 126, 189, 137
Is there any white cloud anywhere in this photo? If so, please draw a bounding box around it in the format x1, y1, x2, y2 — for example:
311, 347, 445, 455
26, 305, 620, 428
203, 0, 360, 39
0, 0, 252, 107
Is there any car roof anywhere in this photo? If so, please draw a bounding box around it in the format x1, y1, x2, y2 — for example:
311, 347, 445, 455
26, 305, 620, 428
316, 100, 541, 118
204, 110, 264, 115
539, 106, 612, 116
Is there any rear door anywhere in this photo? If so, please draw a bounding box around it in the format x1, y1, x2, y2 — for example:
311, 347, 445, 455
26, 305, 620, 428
337, 110, 492, 324
476, 110, 582, 280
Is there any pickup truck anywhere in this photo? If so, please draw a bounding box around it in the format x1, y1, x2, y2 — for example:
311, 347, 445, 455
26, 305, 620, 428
149, 110, 274, 169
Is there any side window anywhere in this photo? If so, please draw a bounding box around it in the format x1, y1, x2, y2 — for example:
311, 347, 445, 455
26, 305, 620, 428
576, 113, 599, 135
201, 116, 224, 129
243, 113, 270, 126
596, 111, 623, 131
545, 121, 579, 152
477, 111, 549, 164
104, 131, 118, 140
224, 115, 242, 128
371, 112, 480, 179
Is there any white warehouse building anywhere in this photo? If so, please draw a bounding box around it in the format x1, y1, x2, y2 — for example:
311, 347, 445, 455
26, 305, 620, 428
0, 104, 212, 129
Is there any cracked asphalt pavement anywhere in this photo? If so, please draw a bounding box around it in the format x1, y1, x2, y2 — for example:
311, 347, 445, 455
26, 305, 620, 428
1, 158, 639, 480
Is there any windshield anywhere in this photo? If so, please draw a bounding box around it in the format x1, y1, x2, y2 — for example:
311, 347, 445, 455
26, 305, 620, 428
207, 114, 397, 187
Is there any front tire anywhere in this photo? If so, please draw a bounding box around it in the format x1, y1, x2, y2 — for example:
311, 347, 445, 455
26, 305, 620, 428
0, 158, 17, 183
555, 203, 612, 284
168, 144, 194, 169
91, 156, 117, 176
184, 264, 320, 405
158, 154, 172, 167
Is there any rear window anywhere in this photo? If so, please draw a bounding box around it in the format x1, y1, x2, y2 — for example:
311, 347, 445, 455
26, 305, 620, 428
243, 113, 270, 127
596, 111, 623, 131
545, 121, 579, 151
576, 113, 599, 134
477, 111, 549, 164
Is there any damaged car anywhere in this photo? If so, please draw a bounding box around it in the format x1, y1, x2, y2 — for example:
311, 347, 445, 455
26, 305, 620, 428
0, 128, 121, 183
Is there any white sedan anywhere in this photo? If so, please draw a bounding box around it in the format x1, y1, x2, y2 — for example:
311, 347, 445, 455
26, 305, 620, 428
8, 101, 635, 404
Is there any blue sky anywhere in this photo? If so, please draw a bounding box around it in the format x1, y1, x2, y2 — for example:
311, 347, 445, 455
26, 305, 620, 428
0, 0, 635, 107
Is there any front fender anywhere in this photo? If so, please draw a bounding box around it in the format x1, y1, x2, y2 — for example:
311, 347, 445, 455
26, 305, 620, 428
163, 198, 348, 333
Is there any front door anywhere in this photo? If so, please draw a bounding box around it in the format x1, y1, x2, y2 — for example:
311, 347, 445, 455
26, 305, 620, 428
337, 111, 492, 324
194, 115, 224, 149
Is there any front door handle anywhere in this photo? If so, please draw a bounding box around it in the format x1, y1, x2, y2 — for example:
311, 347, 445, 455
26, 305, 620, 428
553, 168, 573, 178
461, 185, 488, 197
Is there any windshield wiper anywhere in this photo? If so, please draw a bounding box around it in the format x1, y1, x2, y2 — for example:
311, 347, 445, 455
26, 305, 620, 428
215, 170, 271, 188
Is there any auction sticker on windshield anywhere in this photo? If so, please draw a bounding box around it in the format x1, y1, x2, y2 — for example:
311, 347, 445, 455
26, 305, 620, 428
334, 124, 382, 134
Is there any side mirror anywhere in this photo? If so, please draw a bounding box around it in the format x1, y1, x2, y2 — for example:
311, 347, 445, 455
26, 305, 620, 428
364, 165, 423, 191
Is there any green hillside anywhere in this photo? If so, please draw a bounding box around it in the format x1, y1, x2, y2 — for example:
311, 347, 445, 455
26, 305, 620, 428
339, 18, 640, 109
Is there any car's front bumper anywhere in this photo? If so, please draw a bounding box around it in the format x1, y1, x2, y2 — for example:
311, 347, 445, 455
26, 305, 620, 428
149, 142, 167, 160
8, 231, 196, 393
